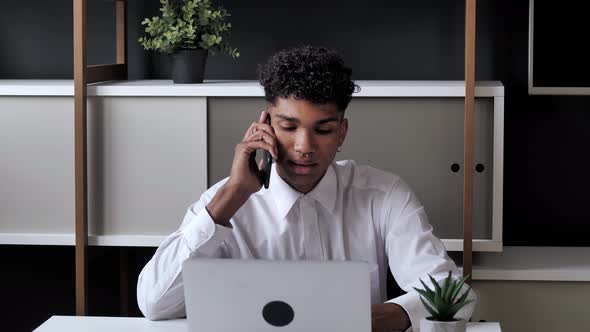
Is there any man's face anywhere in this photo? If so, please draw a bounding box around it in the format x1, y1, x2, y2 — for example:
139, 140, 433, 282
268, 96, 348, 193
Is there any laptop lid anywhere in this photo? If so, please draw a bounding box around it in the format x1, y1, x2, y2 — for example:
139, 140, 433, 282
182, 259, 371, 332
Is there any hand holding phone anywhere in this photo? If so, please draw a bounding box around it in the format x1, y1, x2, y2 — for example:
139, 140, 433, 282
206, 111, 277, 226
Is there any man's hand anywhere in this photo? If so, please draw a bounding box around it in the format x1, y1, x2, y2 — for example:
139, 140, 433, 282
371, 303, 411, 332
225, 110, 278, 195
206, 111, 278, 226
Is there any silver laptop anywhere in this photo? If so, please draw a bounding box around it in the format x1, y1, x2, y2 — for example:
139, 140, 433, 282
182, 259, 371, 332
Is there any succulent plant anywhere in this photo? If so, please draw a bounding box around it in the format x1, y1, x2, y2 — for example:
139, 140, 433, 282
413, 271, 474, 322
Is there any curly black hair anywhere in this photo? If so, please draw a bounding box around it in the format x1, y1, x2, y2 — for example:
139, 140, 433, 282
257, 46, 359, 113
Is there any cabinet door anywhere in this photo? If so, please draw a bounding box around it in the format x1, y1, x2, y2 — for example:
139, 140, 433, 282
87, 97, 207, 242
208, 97, 495, 243
0, 97, 75, 238
343, 98, 493, 241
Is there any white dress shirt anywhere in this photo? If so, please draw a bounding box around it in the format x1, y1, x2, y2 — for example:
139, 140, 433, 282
137, 160, 477, 331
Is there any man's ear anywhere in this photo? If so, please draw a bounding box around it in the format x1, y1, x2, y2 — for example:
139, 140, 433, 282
338, 118, 348, 146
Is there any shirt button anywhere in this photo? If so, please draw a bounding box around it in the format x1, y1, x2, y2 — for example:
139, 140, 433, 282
199, 230, 209, 240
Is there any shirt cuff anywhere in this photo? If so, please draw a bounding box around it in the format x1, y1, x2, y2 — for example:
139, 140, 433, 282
387, 291, 425, 332
181, 207, 233, 256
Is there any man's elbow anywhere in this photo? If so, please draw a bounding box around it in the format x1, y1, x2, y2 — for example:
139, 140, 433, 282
137, 292, 162, 320
138, 295, 185, 321
142, 307, 168, 321
137, 275, 187, 320
139, 301, 160, 321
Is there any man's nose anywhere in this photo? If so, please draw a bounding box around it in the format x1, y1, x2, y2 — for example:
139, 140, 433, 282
294, 130, 317, 155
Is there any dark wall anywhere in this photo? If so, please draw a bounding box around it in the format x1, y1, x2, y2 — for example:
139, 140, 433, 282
1, 0, 504, 80
1, 0, 589, 331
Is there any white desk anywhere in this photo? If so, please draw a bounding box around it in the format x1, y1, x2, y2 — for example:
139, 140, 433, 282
34, 316, 502, 332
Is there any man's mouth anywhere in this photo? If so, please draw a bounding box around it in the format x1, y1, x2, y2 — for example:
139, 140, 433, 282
288, 160, 318, 175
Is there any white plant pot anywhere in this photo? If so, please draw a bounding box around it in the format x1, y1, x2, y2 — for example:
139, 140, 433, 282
419, 318, 466, 332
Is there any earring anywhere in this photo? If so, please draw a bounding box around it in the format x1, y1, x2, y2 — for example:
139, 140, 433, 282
337, 147, 342, 152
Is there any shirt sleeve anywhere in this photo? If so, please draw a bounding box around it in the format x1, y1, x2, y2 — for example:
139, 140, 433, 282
381, 179, 477, 332
136, 193, 234, 320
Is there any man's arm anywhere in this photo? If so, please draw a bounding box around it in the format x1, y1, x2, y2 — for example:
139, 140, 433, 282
137, 111, 278, 320
378, 178, 477, 331
136, 195, 233, 320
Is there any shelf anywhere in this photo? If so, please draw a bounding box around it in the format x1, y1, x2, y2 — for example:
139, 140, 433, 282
444, 239, 502, 252
5, 234, 588, 282
0, 233, 164, 247
0, 80, 504, 97
0, 233, 501, 252
1, 80, 506, 275
467, 246, 590, 282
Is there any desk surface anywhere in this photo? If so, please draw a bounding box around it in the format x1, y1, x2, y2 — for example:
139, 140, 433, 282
34, 316, 502, 332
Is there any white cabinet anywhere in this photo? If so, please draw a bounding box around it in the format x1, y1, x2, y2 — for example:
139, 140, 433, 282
0, 80, 503, 251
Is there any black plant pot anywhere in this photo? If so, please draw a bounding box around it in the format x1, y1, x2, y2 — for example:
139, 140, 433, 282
171, 49, 208, 83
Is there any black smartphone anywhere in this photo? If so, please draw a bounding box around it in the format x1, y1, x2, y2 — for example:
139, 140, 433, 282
261, 113, 272, 189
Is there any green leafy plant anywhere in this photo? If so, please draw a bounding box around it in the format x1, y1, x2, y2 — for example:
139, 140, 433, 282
413, 272, 474, 322
139, 0, 239, 57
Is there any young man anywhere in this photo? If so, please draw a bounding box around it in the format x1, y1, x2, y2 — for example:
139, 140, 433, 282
137, 46, 476, 331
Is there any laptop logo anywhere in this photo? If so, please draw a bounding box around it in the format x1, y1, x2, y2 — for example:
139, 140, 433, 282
262, 300, 295, 326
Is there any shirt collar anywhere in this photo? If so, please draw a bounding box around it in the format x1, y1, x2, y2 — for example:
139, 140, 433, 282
269, 163, 337, 220
307, 163, 337, 213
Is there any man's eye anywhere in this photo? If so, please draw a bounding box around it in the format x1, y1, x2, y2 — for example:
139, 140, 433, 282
316, 129, 333, 135
280, 126, 296, 131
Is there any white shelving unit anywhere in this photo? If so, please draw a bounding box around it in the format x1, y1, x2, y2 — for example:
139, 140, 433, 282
0, 80, 504, 252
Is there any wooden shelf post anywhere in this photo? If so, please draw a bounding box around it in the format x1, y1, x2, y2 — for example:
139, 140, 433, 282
73, 0, 128, 316
463, 0, 476, 284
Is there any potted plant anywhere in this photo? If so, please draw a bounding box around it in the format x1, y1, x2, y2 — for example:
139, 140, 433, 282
139, 0, 240, 83
413, 272, 474, 332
